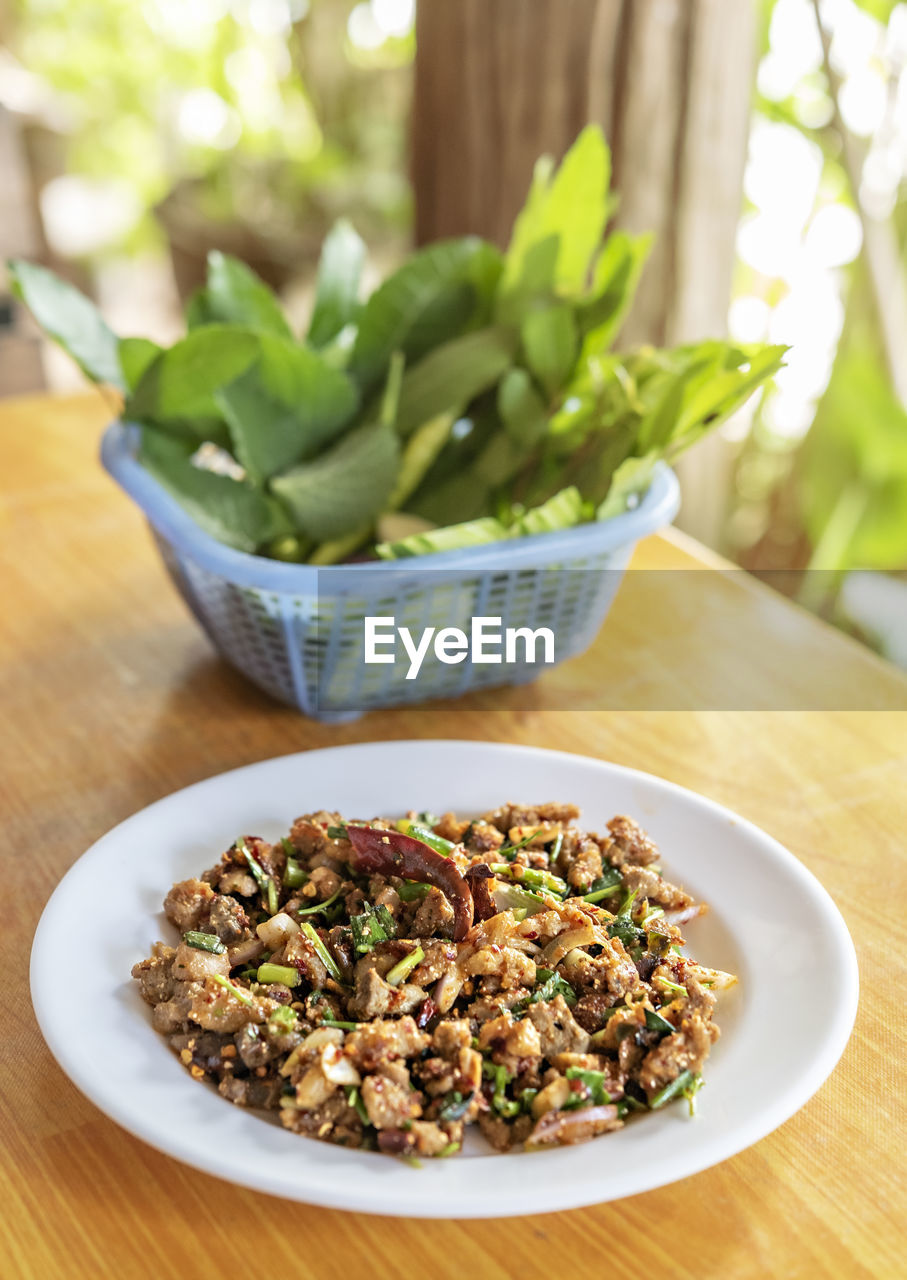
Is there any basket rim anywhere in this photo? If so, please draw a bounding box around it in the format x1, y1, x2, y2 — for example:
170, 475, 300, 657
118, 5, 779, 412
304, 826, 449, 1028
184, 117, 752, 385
101, 419, 680, 591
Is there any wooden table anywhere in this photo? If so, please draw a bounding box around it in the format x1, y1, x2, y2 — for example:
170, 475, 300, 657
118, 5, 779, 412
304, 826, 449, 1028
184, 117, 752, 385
2, 392, 905, 1280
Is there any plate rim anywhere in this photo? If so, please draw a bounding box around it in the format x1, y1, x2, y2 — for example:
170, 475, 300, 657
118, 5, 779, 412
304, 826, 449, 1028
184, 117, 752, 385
30, 739, 860, 1217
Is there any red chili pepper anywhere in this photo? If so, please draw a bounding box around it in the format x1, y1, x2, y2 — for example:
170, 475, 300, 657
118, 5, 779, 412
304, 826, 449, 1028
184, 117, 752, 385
345, 825, 474, 941
416, 996, 438, 1029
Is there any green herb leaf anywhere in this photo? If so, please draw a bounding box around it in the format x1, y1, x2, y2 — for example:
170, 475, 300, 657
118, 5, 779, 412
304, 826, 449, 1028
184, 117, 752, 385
138, 428, 291, 552
497, 367, 549, 445
126, 326, 260, 440
8, 259, 125, 390
501, 124, 612, 296
271, 419, 400, 542
596, 453, 659, 522
394, 328, 516, 437
583, 868, 623, 903
215, 336, 359, 483
520, 304, 578, 399
578, 231, 653, 352
644, 1008, 675, 1035
118, 337, 161, 392
513, 967, 577, 1012
203, 251, 293, 338
308, 219, 367, 348
349, 237, 503, 392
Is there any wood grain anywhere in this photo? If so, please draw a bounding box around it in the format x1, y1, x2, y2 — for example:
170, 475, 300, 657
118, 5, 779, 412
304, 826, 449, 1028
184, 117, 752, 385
1, 393, 905, 1279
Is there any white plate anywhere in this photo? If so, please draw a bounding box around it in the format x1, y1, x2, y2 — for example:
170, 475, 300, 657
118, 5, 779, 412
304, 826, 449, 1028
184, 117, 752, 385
31, 741, 858, 1218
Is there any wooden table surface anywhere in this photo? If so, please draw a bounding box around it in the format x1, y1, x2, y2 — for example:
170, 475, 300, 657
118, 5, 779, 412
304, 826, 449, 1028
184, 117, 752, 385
2, 392, 905, 1280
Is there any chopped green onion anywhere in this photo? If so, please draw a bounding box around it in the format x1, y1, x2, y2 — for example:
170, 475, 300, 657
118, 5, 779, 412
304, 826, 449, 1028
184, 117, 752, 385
268, 1004, 298, 1030
498, 829, 544, 861
416, 811, 438, 828
491, 882, 548, 913
583, 868, 623, 903
396, 881, 431, 902
564, 1066, 611, 1108
519, 1087, 538, 1113
655, 975, 687, 997
483, 1061, 519, 1117
436, 1142, 460, 1158
650, 1068, 700, 1110
684, 1073, 704, 1115
345, 1085, 371, 1126
282, 842, 306, 889
299, 921, 344, 984
257, 963, 300, 987
395, 818, 456, 857
237, 837, 279, 914
211, 973, 255, 1008
320, 1015, 360, 1030
489, 863, 567, 896
183, 930, 226, 954
326, 824, 348, 840
351, 902, 397, 953
386, 945, 424, 987
296, 886, 344, 916
549, 831, 564, 861
644, 1008, 675, 1035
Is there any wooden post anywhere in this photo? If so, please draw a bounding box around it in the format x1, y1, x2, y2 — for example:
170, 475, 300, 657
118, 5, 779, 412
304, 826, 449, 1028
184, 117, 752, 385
412, 0, 757, 547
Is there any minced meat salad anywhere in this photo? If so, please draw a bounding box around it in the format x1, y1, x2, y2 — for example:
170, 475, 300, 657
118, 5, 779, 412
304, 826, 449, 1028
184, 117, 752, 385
133, 804, 736, 1159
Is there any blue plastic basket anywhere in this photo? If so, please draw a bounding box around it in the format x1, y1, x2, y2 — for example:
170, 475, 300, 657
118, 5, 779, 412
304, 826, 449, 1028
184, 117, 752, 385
101, 421, 680, 720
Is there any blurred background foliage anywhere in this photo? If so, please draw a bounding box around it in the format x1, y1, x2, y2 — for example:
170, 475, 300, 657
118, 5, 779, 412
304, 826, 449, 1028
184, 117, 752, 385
1, 0, 905, 662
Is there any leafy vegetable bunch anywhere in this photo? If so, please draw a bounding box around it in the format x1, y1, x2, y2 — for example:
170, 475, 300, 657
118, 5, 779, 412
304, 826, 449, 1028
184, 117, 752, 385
10, 127, 786, 564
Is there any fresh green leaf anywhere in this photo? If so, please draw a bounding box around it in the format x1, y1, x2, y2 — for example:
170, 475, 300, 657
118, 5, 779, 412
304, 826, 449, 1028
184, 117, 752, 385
271, 420, 400, 542
395, 328, 516, 437
8, 259, 124, 390
375, 515, 508, 560
126, 326, 260, 440
139, 427, 290, 551
578, 231, 653, 352
118, 337, 161, 392
497, 367, 549, 445
596, 453, 659, 523
501, 125, 611, 295
387, 412, 455, 511
203, 251, 292, 337
670, 342, 788, 449
513, 967, 577, 1013
521, 304, 578, 399
349, 238, 503, 392
215, 336, 359, 483
307, 219, 366, 348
